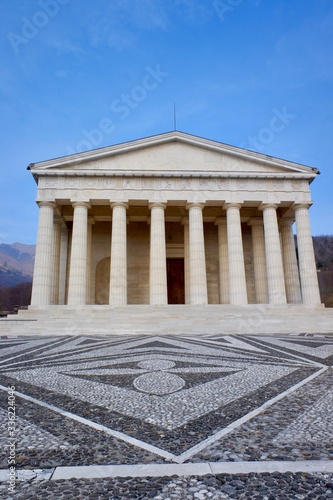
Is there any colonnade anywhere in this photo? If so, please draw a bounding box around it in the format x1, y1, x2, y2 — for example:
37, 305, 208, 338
30, 201, 322, 308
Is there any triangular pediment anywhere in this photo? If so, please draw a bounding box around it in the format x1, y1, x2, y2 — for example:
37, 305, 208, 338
29, 131, 318, 179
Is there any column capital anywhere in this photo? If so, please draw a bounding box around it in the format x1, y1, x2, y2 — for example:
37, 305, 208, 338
223, 202, 243, 210
88, 216, 95, 225
149, 202, 167, 210
248, 217, 264, 227
71, 201, 91, 209
293, 202, 312, 211
181, 217, 189, 226
214, 217, 227, 226
259, 202, 280, 211
37, 201, 56, 209
279, 217, 295, 228
110, 202, 129, 209
186, 202, 205, 210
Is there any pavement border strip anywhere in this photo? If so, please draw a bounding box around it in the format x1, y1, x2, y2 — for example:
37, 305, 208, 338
1, 460, 333, 483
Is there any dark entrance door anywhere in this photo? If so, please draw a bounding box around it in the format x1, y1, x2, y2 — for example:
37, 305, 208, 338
167, 258, 185, 304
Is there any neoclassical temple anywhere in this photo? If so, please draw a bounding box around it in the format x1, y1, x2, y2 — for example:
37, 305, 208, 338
28, 131, 322, 311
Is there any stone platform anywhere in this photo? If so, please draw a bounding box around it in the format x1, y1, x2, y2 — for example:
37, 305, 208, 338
1, 304, 333, 336
0, 332, 333, 498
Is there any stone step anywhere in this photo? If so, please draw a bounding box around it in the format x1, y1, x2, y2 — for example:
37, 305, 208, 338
1, 305, 332, 336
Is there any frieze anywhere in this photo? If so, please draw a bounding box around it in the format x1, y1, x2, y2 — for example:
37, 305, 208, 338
66, 177, 79, 189
141, 178, 155, 189
236, 179, 248, 190
199, 178, 211, 189
274, 179, 284, 190
43, 177, 58, 188
102, 177, 118, 189
86, 178, 100, 189
254, 179, 268, 191
216, 178, 230, 189
291, 179, 301, 190
41, 175, 309, 194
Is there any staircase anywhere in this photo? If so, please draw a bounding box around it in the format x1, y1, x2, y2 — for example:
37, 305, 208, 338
1, 305, 333, 336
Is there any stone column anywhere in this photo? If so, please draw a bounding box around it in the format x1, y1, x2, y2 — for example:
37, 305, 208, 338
186, 203, 208, 305
51, 216, 62, 305
260, 203, 287, 304
149, 202, 167, 305
280, 218, 302, 304
58, 224, 69, 305
248, 218, 268, 304
31, 201, 56, 306
109, 203, 128, 306
224, 203, 248, 305
87, 217, 95, 305
182, 218, 190, 304
294, 203, 321, 305
67, 202, 90, 306
215, 217, 229, 304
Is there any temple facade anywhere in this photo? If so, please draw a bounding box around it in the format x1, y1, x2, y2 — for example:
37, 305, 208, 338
28, 131, 322, 310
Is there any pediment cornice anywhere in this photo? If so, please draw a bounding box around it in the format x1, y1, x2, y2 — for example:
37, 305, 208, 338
28, 131, 319, 182
36, 169, 315, 180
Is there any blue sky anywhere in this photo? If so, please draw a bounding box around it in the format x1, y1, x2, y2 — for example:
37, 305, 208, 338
1, 0, 333, 244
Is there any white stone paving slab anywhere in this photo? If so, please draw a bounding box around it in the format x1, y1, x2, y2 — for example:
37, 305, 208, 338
0, 468, 54, 482
2, 461, 332, 483
209, 460, 333, 474
52, 462, 213, 480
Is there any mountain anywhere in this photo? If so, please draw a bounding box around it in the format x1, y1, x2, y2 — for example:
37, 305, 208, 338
0, 243, 35, 286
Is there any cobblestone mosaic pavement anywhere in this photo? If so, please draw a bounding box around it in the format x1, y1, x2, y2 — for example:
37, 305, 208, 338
0, 333, 333, 499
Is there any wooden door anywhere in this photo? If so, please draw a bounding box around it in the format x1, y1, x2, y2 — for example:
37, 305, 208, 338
167, 259, 185, 304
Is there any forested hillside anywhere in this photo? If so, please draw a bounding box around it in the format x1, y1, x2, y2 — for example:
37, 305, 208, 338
313, 235, 333, 306
313, 236, 333, 270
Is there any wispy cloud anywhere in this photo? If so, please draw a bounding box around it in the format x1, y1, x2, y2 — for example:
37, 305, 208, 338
83, 0, 169, 50
49, 39, 89, 61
